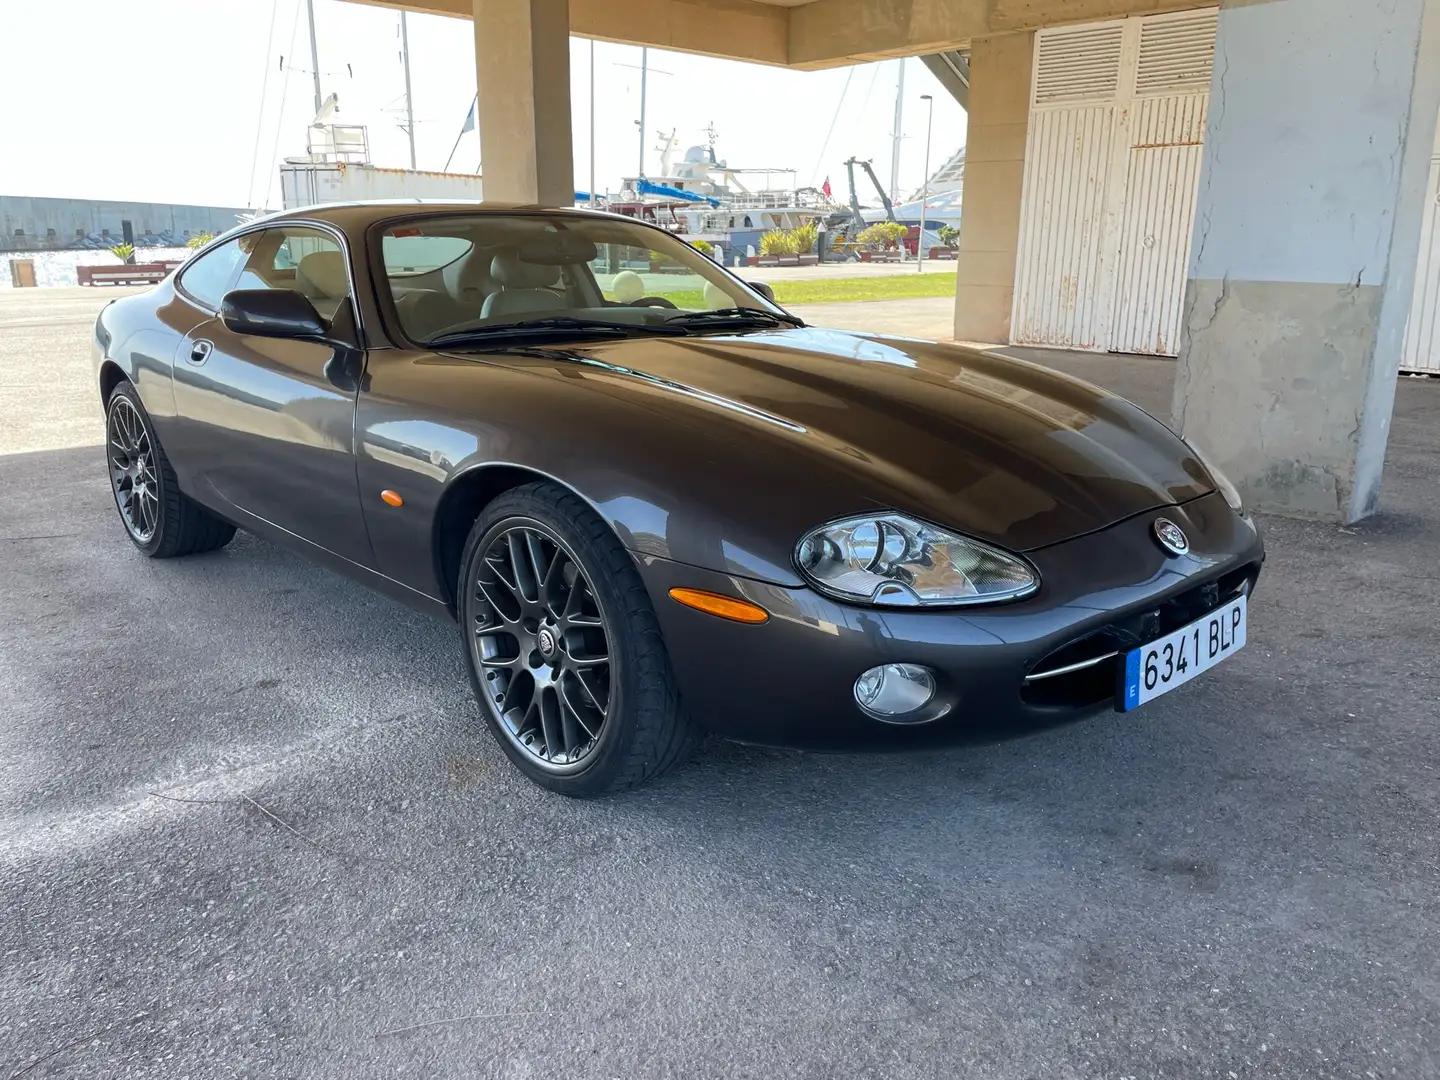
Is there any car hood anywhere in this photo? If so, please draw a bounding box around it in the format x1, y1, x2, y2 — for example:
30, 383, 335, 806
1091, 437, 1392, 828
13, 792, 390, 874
459, 327, 1213, 553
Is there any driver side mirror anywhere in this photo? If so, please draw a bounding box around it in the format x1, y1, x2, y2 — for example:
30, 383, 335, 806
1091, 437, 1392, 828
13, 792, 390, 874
749, 281, 776, 303
221, 289, 328, 340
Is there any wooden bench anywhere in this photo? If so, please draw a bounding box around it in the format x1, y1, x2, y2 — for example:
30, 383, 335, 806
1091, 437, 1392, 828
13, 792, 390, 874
77, 261, 183, 287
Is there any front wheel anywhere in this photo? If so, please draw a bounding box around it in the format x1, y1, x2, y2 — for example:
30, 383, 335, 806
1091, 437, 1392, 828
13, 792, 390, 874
105, 382, 236, 558
458, 482, 696, 796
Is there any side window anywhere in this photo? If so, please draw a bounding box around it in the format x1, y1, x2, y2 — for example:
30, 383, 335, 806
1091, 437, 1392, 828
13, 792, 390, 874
232, 226, 351, 321
176, 238, 244, 310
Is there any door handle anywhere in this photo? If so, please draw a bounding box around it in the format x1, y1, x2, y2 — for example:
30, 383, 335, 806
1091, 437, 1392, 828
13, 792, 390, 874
189, 339, 213, 364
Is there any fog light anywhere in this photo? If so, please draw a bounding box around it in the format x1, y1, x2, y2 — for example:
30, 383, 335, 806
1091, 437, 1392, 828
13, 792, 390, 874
854, 663, 936, 719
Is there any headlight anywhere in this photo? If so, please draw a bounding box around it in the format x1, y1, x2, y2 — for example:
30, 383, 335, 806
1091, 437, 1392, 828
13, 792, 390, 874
1186, 440, 1244, 514
795, 513, 1038, 607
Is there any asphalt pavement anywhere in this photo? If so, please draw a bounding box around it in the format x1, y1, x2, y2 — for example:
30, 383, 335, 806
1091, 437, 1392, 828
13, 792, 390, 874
1, 288, 1438, 1078
789, 296, 956, 342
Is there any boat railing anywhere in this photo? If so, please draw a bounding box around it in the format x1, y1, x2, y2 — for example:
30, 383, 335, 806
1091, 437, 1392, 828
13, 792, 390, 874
724, 189, 837, 211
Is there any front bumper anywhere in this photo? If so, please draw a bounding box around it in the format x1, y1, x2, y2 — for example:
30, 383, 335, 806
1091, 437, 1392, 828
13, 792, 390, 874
633, 492, 1264, 749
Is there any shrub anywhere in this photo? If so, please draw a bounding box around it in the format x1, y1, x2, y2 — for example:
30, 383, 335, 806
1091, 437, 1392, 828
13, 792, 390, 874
690, 239, 715, 258
856, 222, 908, 251
759, 229, 799, 257
187, 232, 215, 249
937, 224, 960, 249
791, 221, 819, 254
109, 243, 136, 265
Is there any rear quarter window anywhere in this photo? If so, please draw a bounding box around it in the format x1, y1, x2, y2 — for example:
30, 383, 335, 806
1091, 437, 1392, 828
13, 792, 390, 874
382, 234, 473, 276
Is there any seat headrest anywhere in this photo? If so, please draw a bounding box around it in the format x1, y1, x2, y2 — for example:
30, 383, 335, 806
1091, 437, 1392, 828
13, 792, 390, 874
490, 250, 561, 290
455, 248, 494, 298
296, 251, 349, 298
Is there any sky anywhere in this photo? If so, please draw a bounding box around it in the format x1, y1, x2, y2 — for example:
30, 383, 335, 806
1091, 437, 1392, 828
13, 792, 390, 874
0, 0, 967, 211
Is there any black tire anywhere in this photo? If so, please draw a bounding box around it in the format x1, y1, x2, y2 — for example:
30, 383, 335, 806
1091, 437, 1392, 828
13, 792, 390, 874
105, 381, 236, 559
458, 482, 696, 796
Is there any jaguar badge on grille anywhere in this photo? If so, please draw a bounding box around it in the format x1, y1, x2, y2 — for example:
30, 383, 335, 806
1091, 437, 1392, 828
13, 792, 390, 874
1152, 517, 1190, 557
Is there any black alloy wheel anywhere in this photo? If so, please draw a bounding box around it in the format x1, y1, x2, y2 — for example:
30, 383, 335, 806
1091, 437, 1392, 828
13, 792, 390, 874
472, 521, 612, 770
107, 393, 160, 544
104, 382, 236, 558
459, 483, 696, 795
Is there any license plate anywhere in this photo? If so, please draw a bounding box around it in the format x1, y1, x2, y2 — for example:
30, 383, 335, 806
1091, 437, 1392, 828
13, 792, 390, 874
1118, 595, 1247, 711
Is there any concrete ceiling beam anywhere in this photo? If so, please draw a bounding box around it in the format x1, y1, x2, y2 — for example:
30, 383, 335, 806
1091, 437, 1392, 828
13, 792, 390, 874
351, 0, 1218, 68
353, 0, 789, 65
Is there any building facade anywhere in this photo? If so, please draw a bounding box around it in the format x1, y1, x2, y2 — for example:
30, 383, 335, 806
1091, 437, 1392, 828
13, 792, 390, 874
0, 196, 250, 252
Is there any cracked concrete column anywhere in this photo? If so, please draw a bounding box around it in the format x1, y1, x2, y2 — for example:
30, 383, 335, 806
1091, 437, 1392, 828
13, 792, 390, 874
1173, 0, 1440, 521
472, 0, 573, 206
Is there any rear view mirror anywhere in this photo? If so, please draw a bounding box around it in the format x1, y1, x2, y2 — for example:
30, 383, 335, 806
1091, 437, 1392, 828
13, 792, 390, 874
518, 235, 599, 265
749, 281, 776, 303
221, 289, 327, 339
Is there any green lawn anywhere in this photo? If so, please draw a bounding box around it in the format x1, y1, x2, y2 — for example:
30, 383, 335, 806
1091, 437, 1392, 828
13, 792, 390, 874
766, 272, 958, 306
642, 271, 959, 311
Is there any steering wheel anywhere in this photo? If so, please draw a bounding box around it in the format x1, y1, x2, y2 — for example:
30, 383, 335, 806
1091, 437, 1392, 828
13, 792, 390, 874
630, 296, 677, 309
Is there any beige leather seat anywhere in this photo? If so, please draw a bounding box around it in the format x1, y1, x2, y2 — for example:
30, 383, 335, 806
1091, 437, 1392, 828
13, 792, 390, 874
395, 289, 460, 342
480, 251, 565, 320
295, 251, 350, 319
448, 247, 496, 316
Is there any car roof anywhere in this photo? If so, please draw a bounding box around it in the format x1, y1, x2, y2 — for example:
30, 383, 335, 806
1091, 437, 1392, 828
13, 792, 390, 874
264, 200, 626, 231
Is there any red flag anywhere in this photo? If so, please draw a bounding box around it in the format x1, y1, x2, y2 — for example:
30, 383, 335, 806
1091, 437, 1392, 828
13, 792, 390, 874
822, 177, 832, 199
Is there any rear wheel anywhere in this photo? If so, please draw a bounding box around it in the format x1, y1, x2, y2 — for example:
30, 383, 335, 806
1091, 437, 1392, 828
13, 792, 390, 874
105, 382, 235, 558
458, 482, 696, 796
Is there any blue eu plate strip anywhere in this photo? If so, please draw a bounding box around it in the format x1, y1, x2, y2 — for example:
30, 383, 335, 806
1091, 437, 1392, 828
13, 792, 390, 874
1122, 650, 1141, 712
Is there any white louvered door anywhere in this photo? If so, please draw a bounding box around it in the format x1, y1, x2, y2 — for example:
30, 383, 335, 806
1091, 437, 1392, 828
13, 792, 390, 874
1012, 21, 1126, 349
1401, 130, 1440, 373
1012, 10, 1217, 356
1109, 10, 1217, 355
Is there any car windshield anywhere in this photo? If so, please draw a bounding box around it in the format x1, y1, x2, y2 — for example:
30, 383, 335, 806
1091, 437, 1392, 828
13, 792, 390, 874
375, 212, 790, 345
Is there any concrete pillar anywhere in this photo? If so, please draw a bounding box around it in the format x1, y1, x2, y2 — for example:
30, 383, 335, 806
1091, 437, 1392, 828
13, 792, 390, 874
953, 32, 1033, 344
472, 0, 573, 205
1173, 0, 1440, 521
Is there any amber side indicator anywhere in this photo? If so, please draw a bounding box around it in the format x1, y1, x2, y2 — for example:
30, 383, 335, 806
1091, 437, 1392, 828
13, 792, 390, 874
668, 587, 769, 624
380, 490, 404, 507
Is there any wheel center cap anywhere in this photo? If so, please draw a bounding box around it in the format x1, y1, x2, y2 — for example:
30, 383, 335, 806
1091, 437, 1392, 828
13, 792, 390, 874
536, 627, 558, 660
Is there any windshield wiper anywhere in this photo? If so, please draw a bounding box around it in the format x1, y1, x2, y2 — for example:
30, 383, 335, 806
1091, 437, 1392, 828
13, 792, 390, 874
665, 307, 805, 329
429, 316, 688, 347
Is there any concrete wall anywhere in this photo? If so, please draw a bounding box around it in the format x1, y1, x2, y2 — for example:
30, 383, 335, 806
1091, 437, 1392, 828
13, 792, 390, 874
0, 196, 248, 252
952, 31, 1033, 344
1173, 0, 1440, 520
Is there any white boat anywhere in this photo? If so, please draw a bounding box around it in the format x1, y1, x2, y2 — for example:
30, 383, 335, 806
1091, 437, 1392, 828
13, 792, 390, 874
606, 131, 841, 265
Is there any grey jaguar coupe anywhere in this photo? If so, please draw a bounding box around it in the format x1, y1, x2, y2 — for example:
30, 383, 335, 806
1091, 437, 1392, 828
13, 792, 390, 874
92, 202, 1263, 794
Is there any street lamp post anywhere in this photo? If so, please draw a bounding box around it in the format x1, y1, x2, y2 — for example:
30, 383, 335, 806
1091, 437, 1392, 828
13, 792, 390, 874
638, 47, 648, 177
590, 39, 597, 207
917, 93, 934, 273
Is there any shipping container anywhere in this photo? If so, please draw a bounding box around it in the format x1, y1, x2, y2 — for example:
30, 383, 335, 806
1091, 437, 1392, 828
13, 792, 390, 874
279, 163, 484, 211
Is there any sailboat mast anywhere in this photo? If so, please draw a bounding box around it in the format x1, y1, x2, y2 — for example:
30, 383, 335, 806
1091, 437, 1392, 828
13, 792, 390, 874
401, 11, 416, 169
306, 0, 323, 116
889, 58, 905, 207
